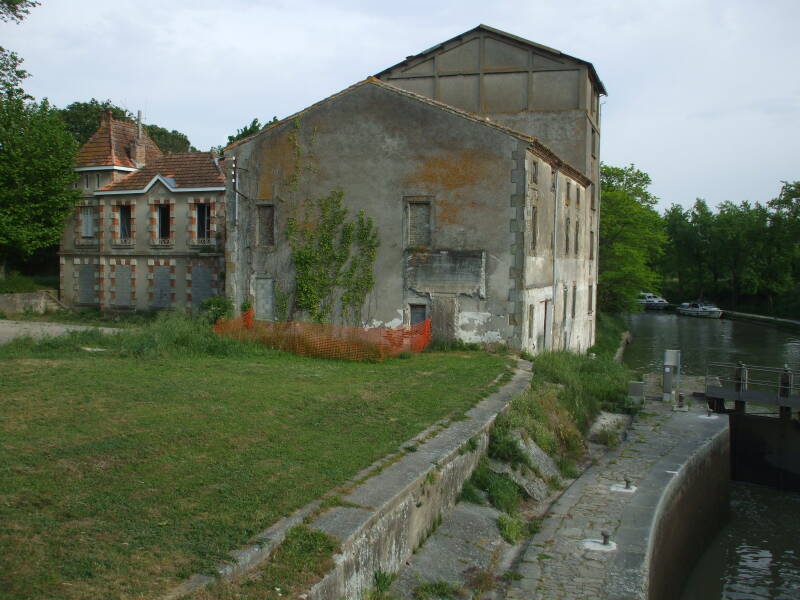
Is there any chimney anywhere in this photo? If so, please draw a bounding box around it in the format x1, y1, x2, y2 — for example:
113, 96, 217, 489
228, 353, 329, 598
130, 110, 146, 167
100, 109, 113, 125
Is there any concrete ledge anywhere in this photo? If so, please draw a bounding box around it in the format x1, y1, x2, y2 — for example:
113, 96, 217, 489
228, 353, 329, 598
606, 413, 730, 600
0, 290, 65, 314
307, 360, 532, 600
723, 310, 800, 331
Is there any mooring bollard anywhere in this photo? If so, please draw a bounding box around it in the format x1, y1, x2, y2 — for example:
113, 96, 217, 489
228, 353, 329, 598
734, 362, 748, 414
601, 530, 610, 546
624, 477, 631, 490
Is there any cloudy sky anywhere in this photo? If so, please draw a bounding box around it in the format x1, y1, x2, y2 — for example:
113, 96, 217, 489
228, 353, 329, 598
3, 0, 798, 210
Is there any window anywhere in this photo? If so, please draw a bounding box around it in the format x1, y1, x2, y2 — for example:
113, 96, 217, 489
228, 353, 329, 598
83, 174, 89, 188
590, 230, 595, 260
258, 204, 275, 246
565, 217, 571, 255
531, 161, 538, 185
576, 187, 581, 207
95, 173, 101, 189
588, 284, 594, 314
575, 220, 580, 256
410, 304, 427, 325
591, 185, 596, 211
81, 206, 94, 238
571, 284, 576, 319
407, 199, 431, 248
120, 205, 132, 239
157, 204, 170, 241
196, 204, 211, 240
566, 181, 571, 205
591, 129, 598, 158
562, 286, 568, 322
530, 205, 538, 254
528, 304, 535, 340
551, 168, 556, 192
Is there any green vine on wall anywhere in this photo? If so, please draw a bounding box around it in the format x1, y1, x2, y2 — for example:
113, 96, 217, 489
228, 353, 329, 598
286, 190, 379, 324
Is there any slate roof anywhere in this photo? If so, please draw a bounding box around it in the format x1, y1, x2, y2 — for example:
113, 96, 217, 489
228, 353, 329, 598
97, 153, 225, 192
75, 112, 162, 169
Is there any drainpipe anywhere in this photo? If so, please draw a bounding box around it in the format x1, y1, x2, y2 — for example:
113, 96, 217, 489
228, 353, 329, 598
551, 168, 560, 351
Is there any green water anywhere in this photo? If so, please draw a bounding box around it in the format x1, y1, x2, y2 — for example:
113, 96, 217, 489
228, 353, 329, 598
623, 312, 800, 376
624, 312, 800, 599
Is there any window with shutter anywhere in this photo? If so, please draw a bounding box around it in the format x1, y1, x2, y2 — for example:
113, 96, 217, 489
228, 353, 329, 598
81, 206, 94, 238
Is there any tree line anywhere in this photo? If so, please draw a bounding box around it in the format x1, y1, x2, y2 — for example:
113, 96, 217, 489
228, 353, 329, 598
599, 164, 800, 318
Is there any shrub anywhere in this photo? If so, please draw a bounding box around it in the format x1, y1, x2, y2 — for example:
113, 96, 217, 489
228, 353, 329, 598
469, 459, 523, 515
497, 514, 526, 544
488, 419, 530, 468
201, 295, 233, 323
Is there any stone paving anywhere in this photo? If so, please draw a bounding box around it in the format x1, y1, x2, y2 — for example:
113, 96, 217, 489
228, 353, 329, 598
506, 398, 724, 600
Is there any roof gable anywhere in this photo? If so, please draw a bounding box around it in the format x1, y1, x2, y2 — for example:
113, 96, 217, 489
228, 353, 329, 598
375, 24, 606, 96
75, 113, 163, 169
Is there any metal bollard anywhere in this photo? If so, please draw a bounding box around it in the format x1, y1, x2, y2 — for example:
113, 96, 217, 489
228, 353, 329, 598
624, 477, 631, 490
601, 531, 610, 545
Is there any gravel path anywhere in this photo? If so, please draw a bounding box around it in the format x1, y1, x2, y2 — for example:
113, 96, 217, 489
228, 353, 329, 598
0, 319, 119, 344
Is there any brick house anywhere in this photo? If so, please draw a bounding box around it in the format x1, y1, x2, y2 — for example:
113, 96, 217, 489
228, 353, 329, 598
59, 111, 225, 311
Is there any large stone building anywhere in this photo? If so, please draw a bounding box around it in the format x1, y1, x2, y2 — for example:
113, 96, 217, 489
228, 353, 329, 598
60, 112, 225, 311
224, 26, 604, 354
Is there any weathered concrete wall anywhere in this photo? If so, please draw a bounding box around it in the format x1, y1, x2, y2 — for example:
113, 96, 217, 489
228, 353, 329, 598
227, 80, 595, 352
645, 426, 730, 600
729, 413, 800, 491
0, 291, 63, 315
227, 81, 523, 345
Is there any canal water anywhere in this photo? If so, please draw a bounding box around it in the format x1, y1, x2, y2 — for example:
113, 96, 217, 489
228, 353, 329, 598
623, 312, 800, 599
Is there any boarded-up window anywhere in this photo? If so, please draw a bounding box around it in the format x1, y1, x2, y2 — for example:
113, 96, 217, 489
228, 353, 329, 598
81, 206, 94, 238
565, 217, 571, 255
566, 181, 571, 205
591, 185, 596, 211
588, 284, 594, 314
408, 200, 431, 248
590, 230, 595, 260
576, 187, 581, 207
562, 286, 568, 322
531, 160, 538, 184
571, 284, 577, 319
575, 220, 580, 256
258, 205, 275, 246
530, 205, 538, 254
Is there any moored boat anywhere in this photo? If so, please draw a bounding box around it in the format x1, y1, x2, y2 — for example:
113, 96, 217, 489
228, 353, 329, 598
638, 292, 669, 310
676, 301, 723, 318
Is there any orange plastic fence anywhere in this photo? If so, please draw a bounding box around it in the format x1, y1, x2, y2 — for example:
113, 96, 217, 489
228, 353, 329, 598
213, 309, 431, 361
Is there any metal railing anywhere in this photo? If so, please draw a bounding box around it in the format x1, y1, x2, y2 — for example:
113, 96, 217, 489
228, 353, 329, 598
705, 362, 800, 409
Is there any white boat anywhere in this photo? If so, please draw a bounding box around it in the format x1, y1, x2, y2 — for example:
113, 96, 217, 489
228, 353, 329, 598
676, 301, 723, 319
637, 292, 669, 310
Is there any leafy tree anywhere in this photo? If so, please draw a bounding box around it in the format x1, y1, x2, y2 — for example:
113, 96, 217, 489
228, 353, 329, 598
0, 46, 29, 98
59, 98, 196, 152
59, 99, 131, 145
0, 97, 80, 277
0, 0, 38, 23
221, 116, 278, 150
143, 123, 196, 153
598, 164, 666, 312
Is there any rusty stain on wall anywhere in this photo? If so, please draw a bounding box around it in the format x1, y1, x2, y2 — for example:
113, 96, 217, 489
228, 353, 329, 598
405, 149, 495, 191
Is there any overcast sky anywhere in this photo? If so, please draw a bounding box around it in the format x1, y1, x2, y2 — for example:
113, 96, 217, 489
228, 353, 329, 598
3, 0, 798, 211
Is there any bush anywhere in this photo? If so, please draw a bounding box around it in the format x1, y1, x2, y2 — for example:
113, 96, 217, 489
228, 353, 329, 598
497, 514, 526, 544
0, 272, 40, 293
201, 295, 233, 323
488, 420, 531, 468
469, 459, 523, 515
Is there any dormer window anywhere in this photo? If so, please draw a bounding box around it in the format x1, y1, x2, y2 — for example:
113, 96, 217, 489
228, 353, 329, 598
157, 205, 171, 243
196, 203, 212, 244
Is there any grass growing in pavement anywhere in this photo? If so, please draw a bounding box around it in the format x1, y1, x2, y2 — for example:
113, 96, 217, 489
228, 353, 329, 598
0, 315, 511, 600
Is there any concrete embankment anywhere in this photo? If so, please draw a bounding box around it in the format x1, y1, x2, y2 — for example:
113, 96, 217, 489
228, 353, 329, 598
723, 309, 800, 331
507, 401, 729, 600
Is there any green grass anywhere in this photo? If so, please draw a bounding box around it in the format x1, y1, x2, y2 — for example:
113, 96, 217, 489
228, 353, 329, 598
414, 580, 461, 599
0, 315, 511, 600
467, 459, 523, 515
194, 526, 337, 600
588, 312, 627, 358
7, 307, 162, 328
497, 514, 525, 544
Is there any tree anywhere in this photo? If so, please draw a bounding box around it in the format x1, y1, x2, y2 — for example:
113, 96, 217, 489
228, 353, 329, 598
59, 98, 196, 152
0, 0, 38, 23
143, 123, 196, 153
222, 116, 278, 149
0, 46, 29, 98
598, 164, 666, 312
0, 97, 80, 277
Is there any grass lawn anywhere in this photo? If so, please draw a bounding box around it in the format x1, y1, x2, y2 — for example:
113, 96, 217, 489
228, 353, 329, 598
0, 317, 511, 600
